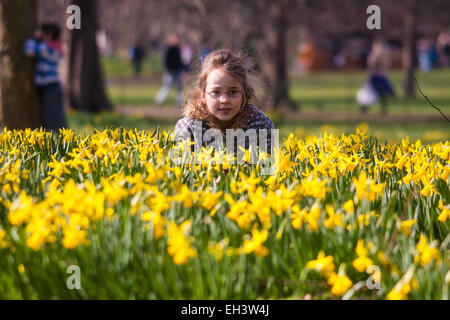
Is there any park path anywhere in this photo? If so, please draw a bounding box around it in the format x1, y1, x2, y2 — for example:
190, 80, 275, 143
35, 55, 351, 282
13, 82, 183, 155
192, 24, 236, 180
115, 105, 449, 124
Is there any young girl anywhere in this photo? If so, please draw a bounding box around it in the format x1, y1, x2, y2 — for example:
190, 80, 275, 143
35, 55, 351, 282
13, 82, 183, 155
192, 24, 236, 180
174, 48, 274, 155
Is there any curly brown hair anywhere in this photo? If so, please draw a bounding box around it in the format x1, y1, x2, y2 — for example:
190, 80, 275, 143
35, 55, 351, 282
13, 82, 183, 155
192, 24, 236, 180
182, 48, 261, 133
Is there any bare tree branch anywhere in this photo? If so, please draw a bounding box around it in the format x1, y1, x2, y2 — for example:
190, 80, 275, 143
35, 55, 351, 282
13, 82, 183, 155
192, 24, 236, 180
414, 78, 449, 122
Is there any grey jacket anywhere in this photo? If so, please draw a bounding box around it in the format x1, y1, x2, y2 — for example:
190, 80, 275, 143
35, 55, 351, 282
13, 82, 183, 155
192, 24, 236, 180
174, 104, 275, 154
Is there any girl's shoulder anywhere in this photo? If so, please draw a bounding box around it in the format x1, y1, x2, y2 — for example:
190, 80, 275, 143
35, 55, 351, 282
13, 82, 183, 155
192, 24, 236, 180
246, 105, 274, 130
175, 117, 196, 130
174, 117, 195, 136
174, 117, 208, 140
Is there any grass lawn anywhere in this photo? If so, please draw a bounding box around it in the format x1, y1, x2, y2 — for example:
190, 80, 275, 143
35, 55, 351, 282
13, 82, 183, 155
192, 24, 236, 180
102, 53, 164, 78
104, 56, 450, 116
290, 69, 450, 115
67, 57, 450, 144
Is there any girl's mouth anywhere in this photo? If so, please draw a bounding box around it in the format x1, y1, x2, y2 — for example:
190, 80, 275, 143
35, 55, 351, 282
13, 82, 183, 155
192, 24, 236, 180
218, 108, 232, 113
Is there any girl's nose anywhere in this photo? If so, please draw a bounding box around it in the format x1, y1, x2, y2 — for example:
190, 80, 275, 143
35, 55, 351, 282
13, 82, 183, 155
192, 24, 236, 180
219, 94, 229, 103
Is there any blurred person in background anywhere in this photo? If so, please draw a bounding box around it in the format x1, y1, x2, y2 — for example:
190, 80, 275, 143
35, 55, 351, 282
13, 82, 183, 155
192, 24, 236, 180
297, 37, 315, 72
437, 31, 450, 68
181, 40, 193, 73
200, 42, 212, 62
367, 37, 395, 115
24, 23, 67, 131
417, 36, 437, 72
130, 44, 146, 77
155, 34, 186, 107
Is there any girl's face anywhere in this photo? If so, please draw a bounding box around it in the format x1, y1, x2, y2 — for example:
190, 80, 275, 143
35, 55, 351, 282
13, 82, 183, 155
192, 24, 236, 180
204, 68, 243, 122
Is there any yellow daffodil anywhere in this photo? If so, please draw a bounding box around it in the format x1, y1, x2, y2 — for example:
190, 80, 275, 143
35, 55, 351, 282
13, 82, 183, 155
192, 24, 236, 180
208, 238, 229, 261
305, 203, 321, 232
420, 180, 440, 197
398, 219, 417, 236
414, 234, 441, 266
343, 200, 354, 215
243, 227, 269, 258
291, 204, 306, 230
142, 211, 166, 239
327, 271, 353, 297
0, 228, 10, 248
352, 239, 374, 273
306, 251, 335, 277
167, 220, 197, 265
437, 199, 449, 222
323, 205, 343, 229
387, 266, 418, 300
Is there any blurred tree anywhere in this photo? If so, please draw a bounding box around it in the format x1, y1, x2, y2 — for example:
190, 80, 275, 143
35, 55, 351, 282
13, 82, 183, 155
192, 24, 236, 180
0, 0, 42, 129
402, 0, 417, 98
259, 0, 298, 112
69, 0, 112, 112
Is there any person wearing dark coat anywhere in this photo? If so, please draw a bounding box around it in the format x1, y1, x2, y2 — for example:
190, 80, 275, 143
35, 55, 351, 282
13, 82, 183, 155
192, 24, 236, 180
155, 35, 186, 107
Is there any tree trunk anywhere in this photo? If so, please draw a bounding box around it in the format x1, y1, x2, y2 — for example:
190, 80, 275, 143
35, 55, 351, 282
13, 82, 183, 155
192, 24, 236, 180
69, 0, 112, 112
0, 0, 41, 129
261, 0, 297, 113
403, 0, 417, 98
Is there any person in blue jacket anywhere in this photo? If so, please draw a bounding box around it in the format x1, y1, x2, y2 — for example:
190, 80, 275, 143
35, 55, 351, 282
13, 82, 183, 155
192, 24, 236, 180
367, 38, 396, 115
24, 23, 67, 131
